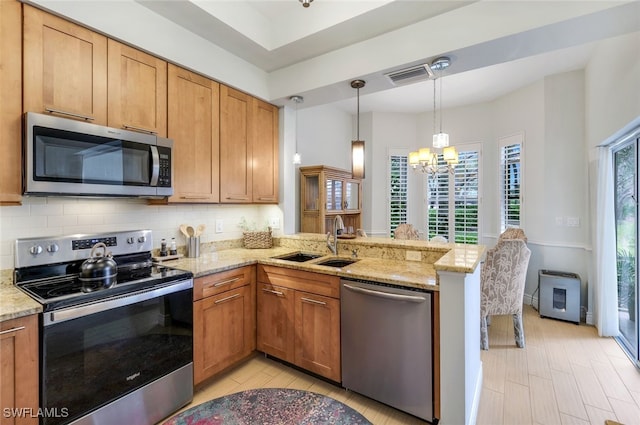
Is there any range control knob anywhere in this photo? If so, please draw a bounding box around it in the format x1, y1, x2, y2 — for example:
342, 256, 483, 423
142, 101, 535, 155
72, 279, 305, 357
46, 243, 59, 253
29, 245, 43, 255
138, 236, 146, 243
126, 237, 135, 244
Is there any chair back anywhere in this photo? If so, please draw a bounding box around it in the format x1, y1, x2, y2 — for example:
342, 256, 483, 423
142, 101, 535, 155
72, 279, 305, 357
481, 239, 531, 316
499, 227, 528, 243
394, 224, 420, 240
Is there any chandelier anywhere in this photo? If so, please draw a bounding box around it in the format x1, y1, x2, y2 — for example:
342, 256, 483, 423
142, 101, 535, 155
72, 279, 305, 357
409, 57, 458, 175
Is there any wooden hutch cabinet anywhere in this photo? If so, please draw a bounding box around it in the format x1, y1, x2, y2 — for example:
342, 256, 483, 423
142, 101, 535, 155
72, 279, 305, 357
300, 165, 362, 234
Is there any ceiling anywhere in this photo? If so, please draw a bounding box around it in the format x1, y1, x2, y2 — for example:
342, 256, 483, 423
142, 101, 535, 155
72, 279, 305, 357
138, 0, 640, 114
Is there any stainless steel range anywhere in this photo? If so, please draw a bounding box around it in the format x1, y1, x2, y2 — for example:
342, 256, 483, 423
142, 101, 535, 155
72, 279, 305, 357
14, 230, 194, 425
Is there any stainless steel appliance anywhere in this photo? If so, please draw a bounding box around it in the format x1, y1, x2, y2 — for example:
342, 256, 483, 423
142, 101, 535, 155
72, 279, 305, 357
15, 230, 193, 425
341, 279, 433, 421
24, 112, 173, 197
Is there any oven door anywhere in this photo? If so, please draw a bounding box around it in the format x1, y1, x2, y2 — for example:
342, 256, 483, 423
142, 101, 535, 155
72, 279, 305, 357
24, 112, 172, 197
40, 280, 193, 425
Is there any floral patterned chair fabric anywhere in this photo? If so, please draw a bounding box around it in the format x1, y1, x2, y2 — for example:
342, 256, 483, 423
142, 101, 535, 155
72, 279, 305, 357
394, 224, 420, 240
498, 227, 528, 243
480, 239, 531, 350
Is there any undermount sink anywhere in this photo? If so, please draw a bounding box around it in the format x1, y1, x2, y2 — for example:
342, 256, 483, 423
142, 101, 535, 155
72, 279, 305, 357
316, 258, 359, 268
272, 252, 322, 262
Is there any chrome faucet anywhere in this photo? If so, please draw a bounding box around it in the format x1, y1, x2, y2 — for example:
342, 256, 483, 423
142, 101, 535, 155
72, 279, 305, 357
326, 215, 345, 255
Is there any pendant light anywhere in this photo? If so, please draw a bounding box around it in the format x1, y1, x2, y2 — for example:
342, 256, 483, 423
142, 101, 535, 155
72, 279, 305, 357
351, 79, 365, 179
299, 0, 313, 7
431, 57, 450, 148
290, 95, 303, 165
408, 56, 458, 176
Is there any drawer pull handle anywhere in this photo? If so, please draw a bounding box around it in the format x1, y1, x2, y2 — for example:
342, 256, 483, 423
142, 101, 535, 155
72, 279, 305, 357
180, 195, 210, 200
215, 293, 241, 304
45, 107, 94, 121
123, 124, 157, 135
301, 297, 326, 306
258, 197, 275, 201
0, 326, 25, 336
214, 277, 241, 287
262, 288, 283, 296
226, 197, 249, 201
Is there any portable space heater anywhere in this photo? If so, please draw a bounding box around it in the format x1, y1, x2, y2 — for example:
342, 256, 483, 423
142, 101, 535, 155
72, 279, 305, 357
538, 269, 581, 324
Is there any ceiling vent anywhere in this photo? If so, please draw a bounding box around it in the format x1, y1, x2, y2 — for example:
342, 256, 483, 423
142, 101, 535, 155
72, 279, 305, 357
385, 64, 435, 86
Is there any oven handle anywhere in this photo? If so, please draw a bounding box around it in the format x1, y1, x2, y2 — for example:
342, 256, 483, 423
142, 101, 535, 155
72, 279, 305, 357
43, 279, 193, 326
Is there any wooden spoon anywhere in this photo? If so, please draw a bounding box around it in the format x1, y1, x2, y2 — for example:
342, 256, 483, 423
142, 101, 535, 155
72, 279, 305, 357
196, 224, 206, 237
179, 224, 190, 238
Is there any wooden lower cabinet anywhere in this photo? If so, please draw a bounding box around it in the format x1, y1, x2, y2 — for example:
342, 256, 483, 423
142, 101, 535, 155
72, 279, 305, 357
294, 291, 341, 382
256, 283, 295, 363
193, 266, 256, 385
0, 315, 39, 425
256, 265, 341, 382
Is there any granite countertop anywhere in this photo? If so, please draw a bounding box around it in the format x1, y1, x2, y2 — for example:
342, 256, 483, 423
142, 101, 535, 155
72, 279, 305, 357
1, 239, 484, 322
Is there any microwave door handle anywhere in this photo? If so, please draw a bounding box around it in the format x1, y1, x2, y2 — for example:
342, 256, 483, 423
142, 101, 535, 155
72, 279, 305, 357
150, 145, 160, 186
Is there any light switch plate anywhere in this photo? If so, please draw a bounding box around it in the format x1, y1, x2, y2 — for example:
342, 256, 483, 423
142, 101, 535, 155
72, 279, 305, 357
215, 219, 223, 233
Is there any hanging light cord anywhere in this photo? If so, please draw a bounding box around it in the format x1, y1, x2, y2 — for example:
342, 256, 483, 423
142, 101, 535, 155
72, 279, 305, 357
433, 78, 437, 136
295, 100, 299, 152
439, 76, 443, 134
356, 85, 360, 141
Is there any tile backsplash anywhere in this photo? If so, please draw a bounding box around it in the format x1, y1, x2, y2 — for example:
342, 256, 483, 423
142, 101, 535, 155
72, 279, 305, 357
0, 197, 283, 270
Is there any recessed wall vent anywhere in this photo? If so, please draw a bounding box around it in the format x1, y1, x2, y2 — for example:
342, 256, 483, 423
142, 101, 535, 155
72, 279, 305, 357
385, 64, 435, 86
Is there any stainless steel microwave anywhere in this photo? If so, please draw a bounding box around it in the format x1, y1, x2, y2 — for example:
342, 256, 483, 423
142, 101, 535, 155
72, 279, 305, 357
24, 112, 173, 198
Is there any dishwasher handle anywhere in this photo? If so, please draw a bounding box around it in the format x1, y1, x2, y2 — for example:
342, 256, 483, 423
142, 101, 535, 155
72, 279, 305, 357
343, 283, 426, 303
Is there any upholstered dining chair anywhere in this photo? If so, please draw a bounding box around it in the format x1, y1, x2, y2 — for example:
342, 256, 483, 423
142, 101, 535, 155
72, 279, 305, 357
480, 238, 531, 350
498, 227, 528, 243
394, 224, 420, 240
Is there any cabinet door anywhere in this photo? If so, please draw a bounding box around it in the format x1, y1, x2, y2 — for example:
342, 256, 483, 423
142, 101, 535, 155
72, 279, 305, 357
256, 283, 295, 363
294, 291, 341, 382
194, 284, 255, 385
108, 40, 167, 136
23, 5, 107, 124
344, 179, 361, 211
0, 0, 22, 205
220, 85, 252, 203
252, 99, 279, 203
0, 315, 39, 425
326, 178, 344, 212
167, 65, 219, 203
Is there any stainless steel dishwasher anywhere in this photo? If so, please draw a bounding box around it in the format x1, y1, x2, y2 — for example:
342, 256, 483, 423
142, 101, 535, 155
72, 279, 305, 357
341, 278, 433, 421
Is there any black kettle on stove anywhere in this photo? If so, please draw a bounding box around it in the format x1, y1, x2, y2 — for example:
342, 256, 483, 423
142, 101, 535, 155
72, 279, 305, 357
79, 243, 117, 292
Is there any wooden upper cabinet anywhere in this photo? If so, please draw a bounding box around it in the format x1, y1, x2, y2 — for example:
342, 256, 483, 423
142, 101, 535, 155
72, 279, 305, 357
23, 5, 107, 124
107, 40, 167, 136
167, 65, 219, 203
252, 100, 279, 203
0, 0, 23, 205
220, 85, 252, 203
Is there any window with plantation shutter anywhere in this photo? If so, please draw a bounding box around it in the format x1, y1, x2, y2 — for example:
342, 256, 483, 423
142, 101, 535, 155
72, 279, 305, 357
427, 155, 450, 240
454, 150, 479, 243
388, 152, 409, 237
426, 144, 481, 243
499, 134, 523, 231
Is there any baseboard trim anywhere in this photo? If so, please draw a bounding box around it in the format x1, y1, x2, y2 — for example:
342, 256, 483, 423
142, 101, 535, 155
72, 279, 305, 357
469, 363, 483, 425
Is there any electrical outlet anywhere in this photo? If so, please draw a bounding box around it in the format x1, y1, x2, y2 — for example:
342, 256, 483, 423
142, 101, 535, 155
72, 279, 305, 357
268, 217, 280, 229
215, 219, 223, 233
406, 250, 422, 261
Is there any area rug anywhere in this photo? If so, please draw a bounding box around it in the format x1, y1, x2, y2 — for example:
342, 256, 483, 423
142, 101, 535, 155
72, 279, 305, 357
162, 388, 372, 425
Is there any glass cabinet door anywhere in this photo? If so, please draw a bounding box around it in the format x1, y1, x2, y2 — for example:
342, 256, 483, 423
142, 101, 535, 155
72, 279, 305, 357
326, 179, 343, 211
304, 174, 319, 211
345, 180, 360, 211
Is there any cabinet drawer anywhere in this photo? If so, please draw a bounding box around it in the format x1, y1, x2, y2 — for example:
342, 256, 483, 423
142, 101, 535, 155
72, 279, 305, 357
194, 265, 255, 301
257, 265, 340, 299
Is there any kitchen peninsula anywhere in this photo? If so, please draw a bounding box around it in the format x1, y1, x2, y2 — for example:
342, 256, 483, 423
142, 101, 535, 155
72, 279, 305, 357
1, 234, 484, 425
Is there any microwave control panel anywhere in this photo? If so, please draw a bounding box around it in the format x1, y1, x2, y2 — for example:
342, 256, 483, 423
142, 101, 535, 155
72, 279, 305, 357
157, 146, 172, 187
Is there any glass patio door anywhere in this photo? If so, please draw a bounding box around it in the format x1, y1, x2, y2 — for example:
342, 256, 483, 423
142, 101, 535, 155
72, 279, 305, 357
614, 140, 639, 362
